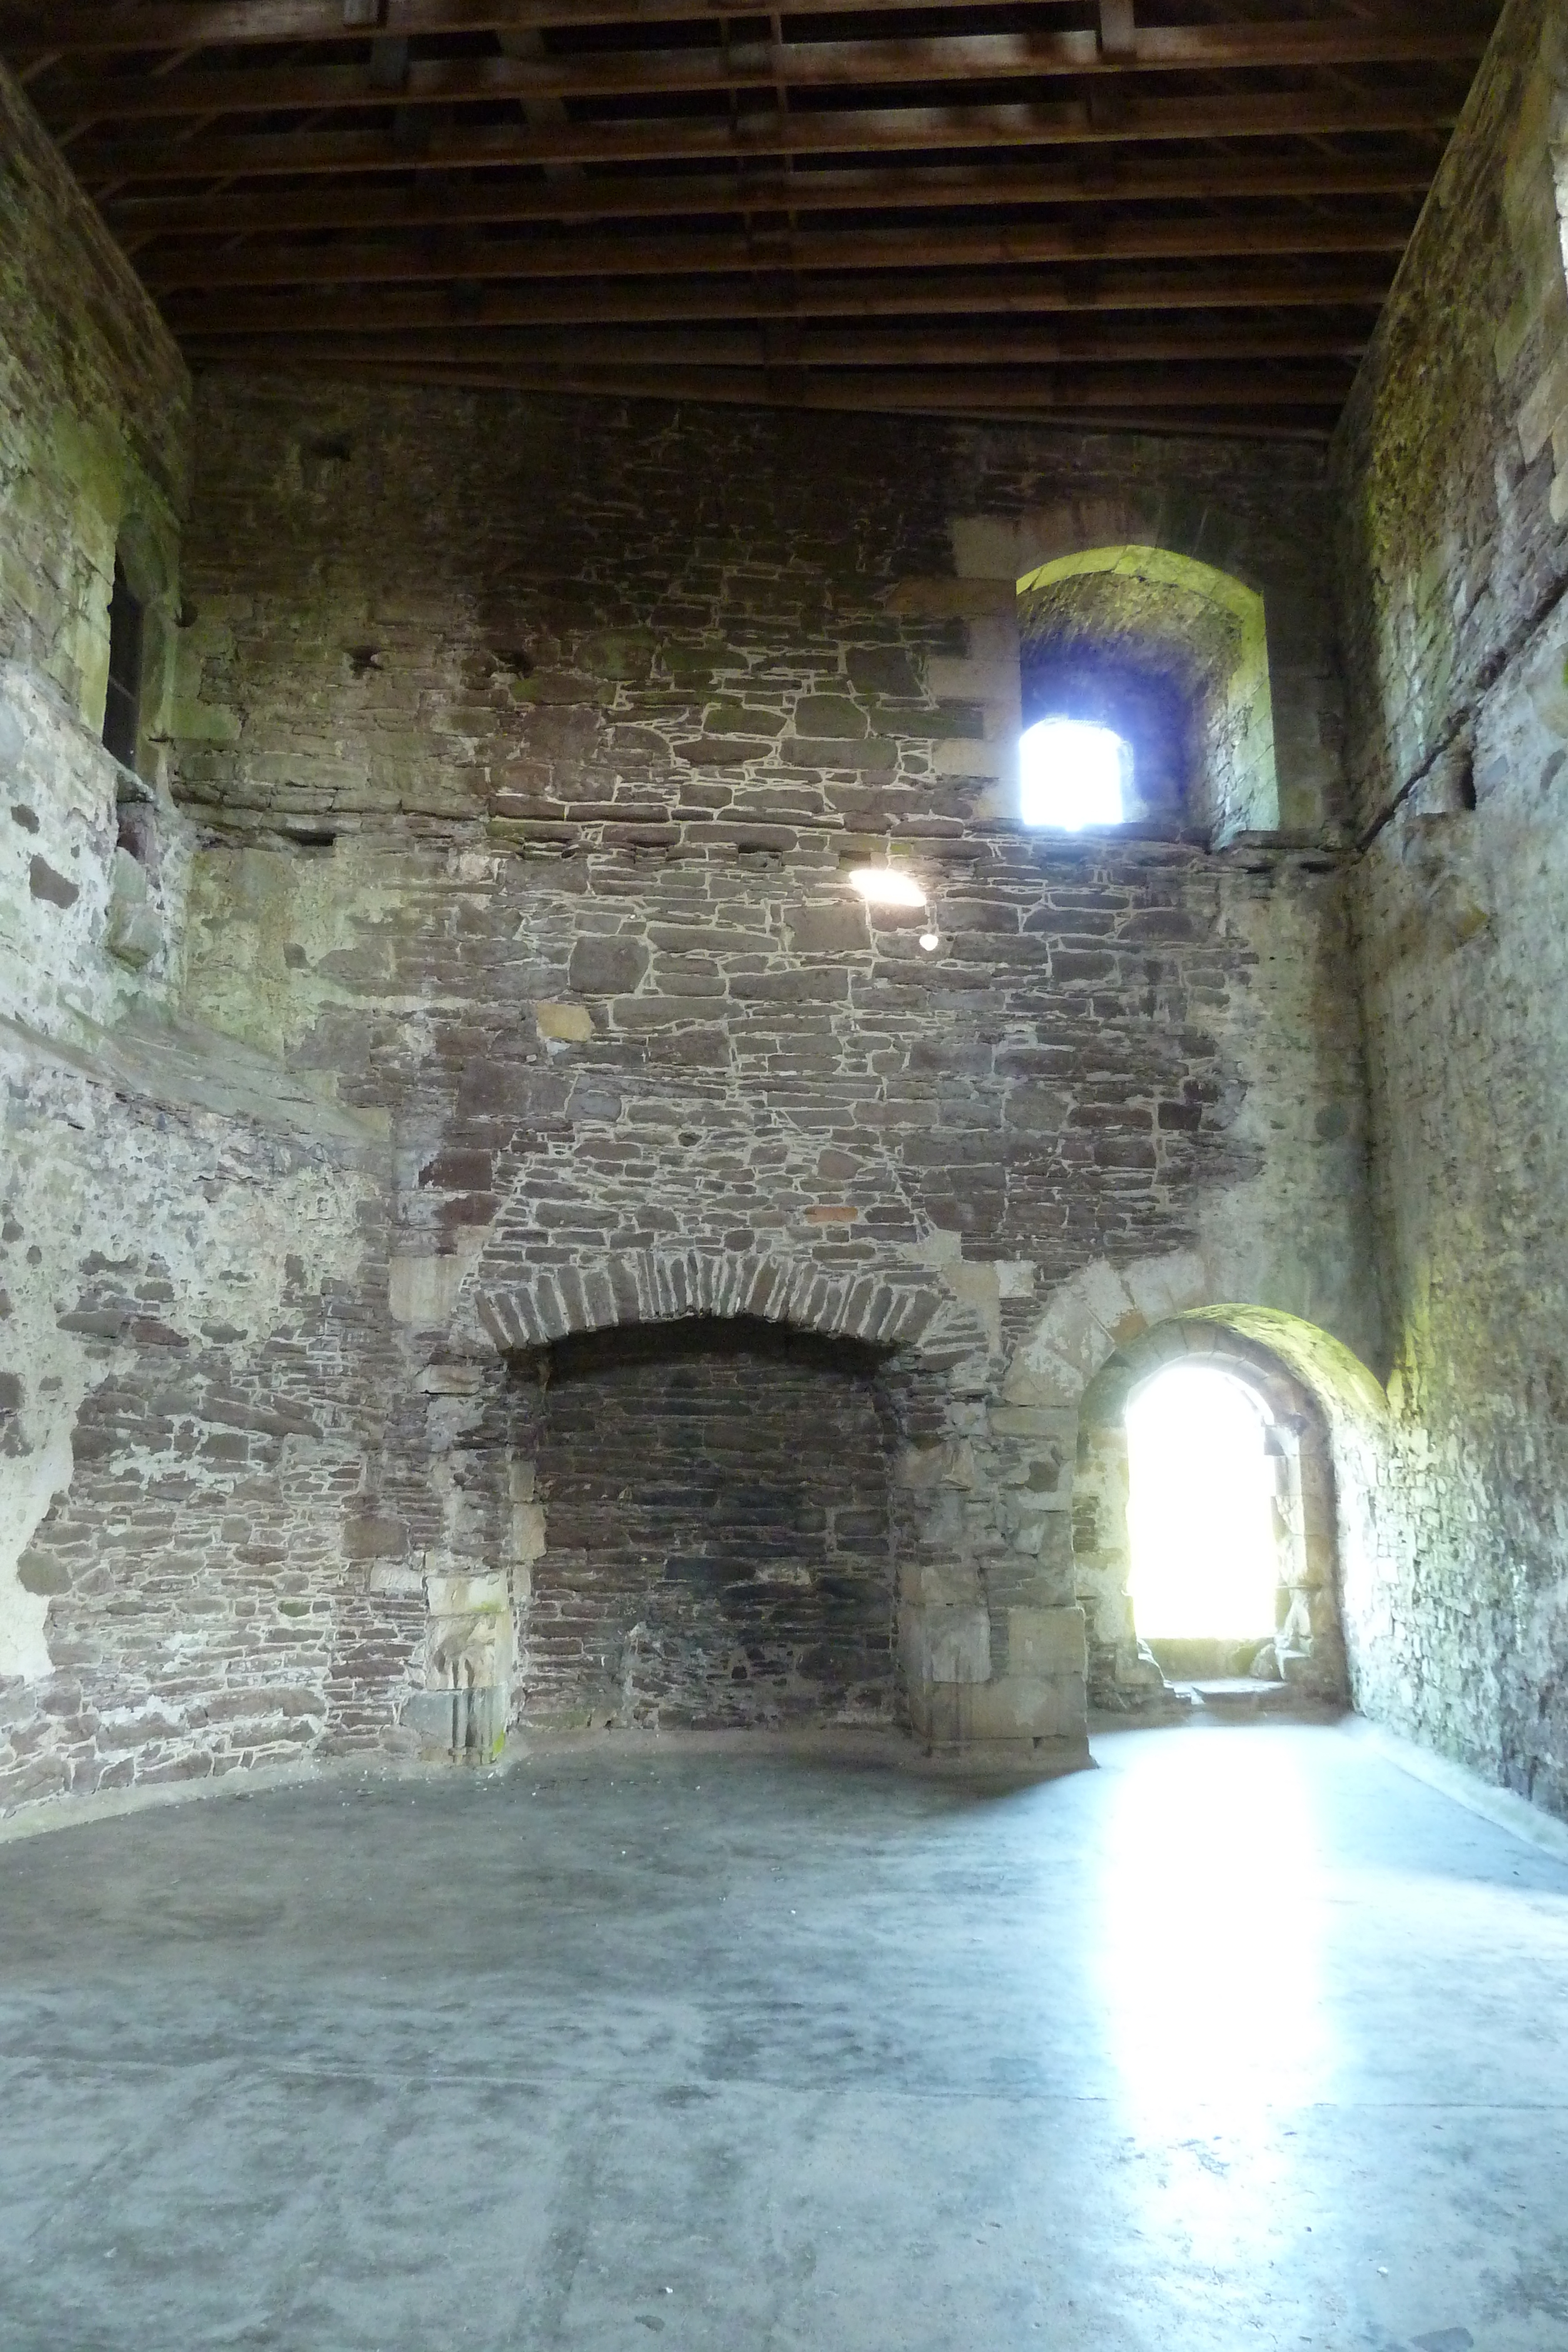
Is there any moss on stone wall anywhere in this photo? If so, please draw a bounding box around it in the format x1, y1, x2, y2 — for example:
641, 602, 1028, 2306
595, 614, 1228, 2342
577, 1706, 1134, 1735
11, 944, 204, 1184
1333, 0, 1568, 1813
1332, 0, 1568, 835
0, 61, 189, 745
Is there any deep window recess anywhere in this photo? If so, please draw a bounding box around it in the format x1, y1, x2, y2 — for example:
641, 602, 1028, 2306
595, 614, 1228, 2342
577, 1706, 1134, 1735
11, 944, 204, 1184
102, 557, 145, 771
1014, 546, 1279, 843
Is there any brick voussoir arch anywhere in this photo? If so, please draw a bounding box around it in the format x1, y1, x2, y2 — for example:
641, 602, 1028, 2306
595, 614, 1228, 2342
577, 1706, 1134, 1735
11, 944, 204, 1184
475, 1247, 990, 1364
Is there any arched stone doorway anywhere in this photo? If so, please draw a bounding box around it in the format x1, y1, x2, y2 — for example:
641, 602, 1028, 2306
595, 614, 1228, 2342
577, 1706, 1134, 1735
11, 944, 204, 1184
1075, 1317, 1348, 1712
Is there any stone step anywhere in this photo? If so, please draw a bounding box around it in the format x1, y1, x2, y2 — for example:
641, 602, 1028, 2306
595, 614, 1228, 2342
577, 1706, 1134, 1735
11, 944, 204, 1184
1186, 1676, 1295, 1719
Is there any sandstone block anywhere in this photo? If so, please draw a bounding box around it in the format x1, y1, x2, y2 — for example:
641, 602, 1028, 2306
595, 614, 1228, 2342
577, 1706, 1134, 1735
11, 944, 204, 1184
902, 1602, 991, 1686
342, 1515, 409, 1562
1006, 1605, 1087, 1679
536, 1001, 594, 1042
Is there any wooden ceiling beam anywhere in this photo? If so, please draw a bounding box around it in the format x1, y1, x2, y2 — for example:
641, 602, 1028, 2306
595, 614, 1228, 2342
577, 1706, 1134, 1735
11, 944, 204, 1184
6, 0, 1411, 58
162, 255, 1396, 326
0, 0, 1494, 52
166, 350, 1357, 405
1, 0, 1082, 53
272, 366, 1342, 436
101, 151, 1448, 247
169, 316, 1372, 362
28, 18, 1493, 122
66, 86, 1471, 186
159, 355, 1347, 438
138, 205, 1416, 290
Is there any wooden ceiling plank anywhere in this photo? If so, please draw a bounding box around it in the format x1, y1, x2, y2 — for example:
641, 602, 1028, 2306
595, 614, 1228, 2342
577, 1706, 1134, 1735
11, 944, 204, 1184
0, 0, 1497, 51
182, 345, 1341, 429
164, 359, 1343, 440
138, 206, 1417, 288
1097, 0, 1136, 62
0, 0, 1199, 56
161, 254, 1396, 325
27, 19, 1493, 121
65, 88, 1473, 186
163, 316, 1374, 360
102, 150, 1447, 243
163, 348, 1356, 402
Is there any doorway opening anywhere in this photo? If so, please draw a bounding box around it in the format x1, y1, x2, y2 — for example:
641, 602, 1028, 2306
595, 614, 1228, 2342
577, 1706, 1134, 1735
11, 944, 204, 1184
1075, 1318, 1356, 1713
1125, 1363, 1279, 1678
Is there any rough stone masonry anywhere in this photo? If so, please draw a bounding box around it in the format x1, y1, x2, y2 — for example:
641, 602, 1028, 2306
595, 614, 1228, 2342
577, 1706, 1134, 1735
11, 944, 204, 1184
4, 0, 1568, 1823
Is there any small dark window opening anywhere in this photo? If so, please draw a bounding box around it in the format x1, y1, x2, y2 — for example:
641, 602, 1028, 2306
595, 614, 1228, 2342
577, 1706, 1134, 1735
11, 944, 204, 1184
116, 801, 156, 871
103, 557, 145, 771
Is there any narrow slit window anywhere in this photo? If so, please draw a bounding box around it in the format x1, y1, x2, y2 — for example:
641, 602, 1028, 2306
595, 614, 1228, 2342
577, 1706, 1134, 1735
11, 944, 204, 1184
103, 556, 145, 771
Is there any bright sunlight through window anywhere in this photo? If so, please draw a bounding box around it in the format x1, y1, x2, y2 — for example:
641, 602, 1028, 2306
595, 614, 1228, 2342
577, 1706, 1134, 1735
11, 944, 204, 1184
1019, 716, 1129, 828
1125, 1364, 1279, 1639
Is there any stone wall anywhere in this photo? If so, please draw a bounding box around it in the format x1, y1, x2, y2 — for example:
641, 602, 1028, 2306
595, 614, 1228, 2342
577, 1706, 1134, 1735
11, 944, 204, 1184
0, 62, 398, 1813
0, 660, 398, 1808
1333, 0, 1568, 1813
1335, 0, 1568, 838
0, 63, 188, 751
524, 1319, 900, 1728
2, 47, 1397, 1811
168, 370, 1376, 1763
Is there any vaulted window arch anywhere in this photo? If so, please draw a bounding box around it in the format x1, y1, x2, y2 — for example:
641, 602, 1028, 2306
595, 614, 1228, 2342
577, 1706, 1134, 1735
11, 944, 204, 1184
1015, 544, 1279, 844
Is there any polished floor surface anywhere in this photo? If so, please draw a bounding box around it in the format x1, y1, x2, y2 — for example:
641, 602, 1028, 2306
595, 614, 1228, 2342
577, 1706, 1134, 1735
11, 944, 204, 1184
0, 1720, 1564, 2351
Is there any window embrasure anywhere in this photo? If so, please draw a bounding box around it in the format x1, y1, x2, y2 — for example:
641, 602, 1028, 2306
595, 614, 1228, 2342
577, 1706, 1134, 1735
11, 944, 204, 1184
1015, 544, 1279, 845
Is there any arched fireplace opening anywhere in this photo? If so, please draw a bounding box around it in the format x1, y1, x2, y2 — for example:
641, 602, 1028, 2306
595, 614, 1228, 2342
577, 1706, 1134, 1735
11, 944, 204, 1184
513, 1315, 903, 1731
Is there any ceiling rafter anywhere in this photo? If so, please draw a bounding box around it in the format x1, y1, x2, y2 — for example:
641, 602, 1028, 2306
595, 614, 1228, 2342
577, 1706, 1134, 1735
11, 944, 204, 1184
138, 204, 1417, 290
166, 349, 1358, 404
63, 87, 1475, 188
0, 0, 1312, 52
161, 253, 1400, 328
104, 148, 1446, 246
174, 316, 1374, 361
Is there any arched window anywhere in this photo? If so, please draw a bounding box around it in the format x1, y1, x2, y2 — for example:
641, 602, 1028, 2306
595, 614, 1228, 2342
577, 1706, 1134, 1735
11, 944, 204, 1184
1014, 544, 1278, 843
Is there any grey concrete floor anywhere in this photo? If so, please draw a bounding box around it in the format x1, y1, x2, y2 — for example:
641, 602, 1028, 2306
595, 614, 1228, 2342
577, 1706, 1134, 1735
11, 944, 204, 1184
0, 1722, 1565, 2352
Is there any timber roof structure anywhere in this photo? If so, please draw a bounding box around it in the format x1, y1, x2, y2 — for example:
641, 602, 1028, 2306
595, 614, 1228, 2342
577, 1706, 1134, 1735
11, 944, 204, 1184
0, 0, 1500, 435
